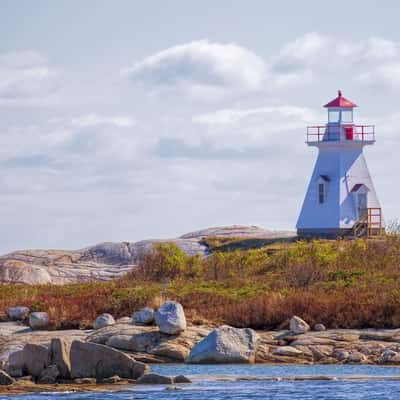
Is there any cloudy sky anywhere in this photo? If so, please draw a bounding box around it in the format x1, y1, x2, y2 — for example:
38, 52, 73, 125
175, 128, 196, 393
1, 0, 399, 252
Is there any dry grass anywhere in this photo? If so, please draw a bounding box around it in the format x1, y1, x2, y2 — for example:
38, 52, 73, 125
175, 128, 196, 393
1, 237, 400, 329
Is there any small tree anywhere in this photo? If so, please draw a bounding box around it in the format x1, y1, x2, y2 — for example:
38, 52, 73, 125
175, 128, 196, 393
137, 243, 201, 281
386, 219, 400, 235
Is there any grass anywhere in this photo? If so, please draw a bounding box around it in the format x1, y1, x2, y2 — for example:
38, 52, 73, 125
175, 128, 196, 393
2, 236, 400, 330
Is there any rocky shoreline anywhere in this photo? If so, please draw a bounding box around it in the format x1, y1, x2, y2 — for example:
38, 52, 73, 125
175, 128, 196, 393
2, 302, 400, 393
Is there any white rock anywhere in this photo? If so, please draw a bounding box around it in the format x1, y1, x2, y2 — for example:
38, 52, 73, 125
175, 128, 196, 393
29, 312, 49, 330
132, 307, 155, 325
289, 316, 310, 334
93, 313, 115, 330
314, 323, 326, 332
155, 302, 186, 335
347, 351, 367, 363
7, 306, 30, 321
187, 325, 258, 364
272, 346, 303, 357
378, 349, 400, 364
332, 350, 349, 361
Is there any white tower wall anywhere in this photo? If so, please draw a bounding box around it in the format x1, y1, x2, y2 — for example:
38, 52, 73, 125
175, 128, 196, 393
297, 143, 383, 237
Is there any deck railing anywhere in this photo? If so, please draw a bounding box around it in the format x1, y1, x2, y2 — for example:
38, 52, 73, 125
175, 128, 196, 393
354, 207, 383, 238
307, 125, 375, 144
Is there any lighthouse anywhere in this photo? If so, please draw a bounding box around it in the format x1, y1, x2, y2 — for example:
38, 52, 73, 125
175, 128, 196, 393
296, 91, 383, 238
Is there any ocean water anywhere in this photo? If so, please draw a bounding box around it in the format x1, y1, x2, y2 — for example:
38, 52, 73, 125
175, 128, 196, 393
3, 364, 400, 400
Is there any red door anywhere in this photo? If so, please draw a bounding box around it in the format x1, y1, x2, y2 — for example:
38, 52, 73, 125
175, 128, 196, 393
345, 126, 353, 140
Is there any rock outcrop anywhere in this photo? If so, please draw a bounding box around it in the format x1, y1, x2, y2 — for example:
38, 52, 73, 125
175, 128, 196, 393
0, 226, 292, 285
155, 302, 187, 335
70, 340, 147, 380
87, 324, 208, 362
187, 325, 258, 364
4, 320, 400, 371
180, 225, 295, 239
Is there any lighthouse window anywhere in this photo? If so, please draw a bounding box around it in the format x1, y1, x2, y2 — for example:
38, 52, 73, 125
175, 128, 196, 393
328, 110, 340, 123
341, 110, 353, 123
318, 183, 325, 204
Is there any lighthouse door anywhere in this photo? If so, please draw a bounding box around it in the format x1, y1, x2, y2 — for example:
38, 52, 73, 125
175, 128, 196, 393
357, 193, 367, 220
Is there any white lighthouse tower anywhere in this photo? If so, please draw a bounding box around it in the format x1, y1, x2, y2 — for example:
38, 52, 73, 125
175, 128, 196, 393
297, 91, 383, 238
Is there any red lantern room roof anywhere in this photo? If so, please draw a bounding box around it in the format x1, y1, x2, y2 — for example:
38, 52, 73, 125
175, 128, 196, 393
324, 90, 357, 108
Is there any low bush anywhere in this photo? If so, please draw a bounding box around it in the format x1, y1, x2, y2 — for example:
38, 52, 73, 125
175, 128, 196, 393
1, 236, 400, 329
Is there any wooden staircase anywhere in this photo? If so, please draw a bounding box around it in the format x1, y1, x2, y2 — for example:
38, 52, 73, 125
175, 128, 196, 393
353, 208, 383, 238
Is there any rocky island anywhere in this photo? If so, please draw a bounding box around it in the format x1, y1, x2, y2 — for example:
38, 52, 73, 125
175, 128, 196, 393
1, 301, 400, 393
1, 226, 400, 393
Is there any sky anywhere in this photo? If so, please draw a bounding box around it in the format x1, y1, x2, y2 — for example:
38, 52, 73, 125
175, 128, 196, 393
0, 0, 399, 253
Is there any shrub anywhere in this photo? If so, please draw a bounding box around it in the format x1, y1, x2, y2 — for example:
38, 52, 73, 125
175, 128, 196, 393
2, 236, 400, 329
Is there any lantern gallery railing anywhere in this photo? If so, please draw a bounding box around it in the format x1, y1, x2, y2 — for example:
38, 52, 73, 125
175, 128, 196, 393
306, 125, 375, 143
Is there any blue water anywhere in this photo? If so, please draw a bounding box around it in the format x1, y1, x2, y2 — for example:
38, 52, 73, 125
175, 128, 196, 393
4, 364, 400, 400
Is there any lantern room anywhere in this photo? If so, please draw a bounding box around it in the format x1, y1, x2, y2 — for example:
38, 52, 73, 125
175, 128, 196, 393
306, 90, 375, 144
325, 90, 356, 124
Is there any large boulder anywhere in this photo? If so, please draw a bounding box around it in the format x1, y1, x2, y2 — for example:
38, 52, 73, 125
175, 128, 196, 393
50, 338, 71, 379
132, 308, 155, 325
6, 350, 25, 377
289, 316, 310, 334
155, 302, 186, 335
22, 344, 49, 378
29, 312, 49, 330
93, 313, 115, 330
187, 325, 258, 364
70, 340, 147, 380
7, 306, 30, 321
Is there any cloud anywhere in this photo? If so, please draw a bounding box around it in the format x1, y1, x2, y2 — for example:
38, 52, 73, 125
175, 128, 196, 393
193, 106, 319, 126
357, 63, 400, 89
338, 38, 399, 64
150, 104, 320, 162
70, 114, 136, 128
0, 51, 60, 104
269, 33, 400, 91
121, 35, 400, 95
0, 112, 144, 174
122, 40, 266, 99
274, 32, 331, 72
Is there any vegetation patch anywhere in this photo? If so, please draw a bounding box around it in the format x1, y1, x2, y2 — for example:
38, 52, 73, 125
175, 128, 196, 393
1, 237, 400, 330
